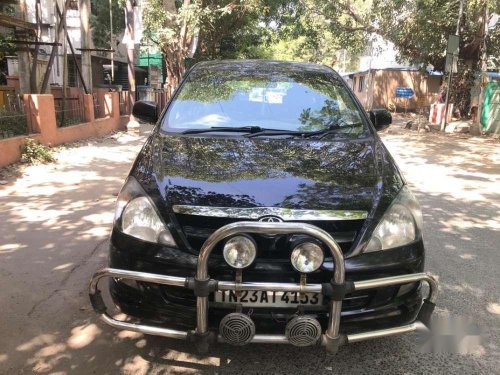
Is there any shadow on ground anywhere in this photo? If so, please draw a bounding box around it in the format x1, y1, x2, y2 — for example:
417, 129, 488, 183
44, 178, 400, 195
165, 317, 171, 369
0, 131, 499, 374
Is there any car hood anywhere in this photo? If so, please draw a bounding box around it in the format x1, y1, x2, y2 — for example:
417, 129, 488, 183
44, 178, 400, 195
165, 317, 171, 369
133, 134, 403, 212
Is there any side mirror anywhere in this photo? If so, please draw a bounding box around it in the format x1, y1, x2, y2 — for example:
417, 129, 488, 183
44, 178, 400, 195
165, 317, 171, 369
369, 109, 392, 131
132, 100, 158, 124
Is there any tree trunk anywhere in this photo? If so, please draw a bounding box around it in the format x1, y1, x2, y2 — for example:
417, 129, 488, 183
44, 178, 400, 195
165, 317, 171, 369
450, 2, 488, 118
162, 0, 190, 97
164, 48, 185, 98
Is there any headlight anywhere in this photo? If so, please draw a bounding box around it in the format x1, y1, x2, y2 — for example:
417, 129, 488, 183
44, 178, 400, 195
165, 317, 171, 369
122, 197, 166, 242
223, 235, 257, 269
114, 176, 177, 246
364, 186, 423, 252
290, 242, 324, 273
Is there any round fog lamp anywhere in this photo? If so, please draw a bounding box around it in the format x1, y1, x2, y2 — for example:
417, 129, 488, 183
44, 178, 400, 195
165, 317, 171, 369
291, 242, 324, 273
223, 236, 257, 269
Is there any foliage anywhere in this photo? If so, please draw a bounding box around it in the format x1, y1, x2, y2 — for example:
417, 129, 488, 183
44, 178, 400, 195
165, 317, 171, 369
261, 0, 369, 66
142, 0, 371, 88
0, 32, 17, 85
90, 0, 126, 49
0, 109, 28, 139
142, 0, 263, 91
372, 0, 499, 69
272, 0, 500, 115
141, 0, 500, 116
20, 138, 55, 164
370, 0, 500, 115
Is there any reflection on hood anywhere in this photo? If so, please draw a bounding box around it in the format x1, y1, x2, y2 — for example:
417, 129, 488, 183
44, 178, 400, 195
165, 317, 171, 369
133, 135, 401, 211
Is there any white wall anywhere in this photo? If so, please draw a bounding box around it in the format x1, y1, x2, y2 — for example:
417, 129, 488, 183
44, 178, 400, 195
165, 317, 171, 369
359, 35, 409, 71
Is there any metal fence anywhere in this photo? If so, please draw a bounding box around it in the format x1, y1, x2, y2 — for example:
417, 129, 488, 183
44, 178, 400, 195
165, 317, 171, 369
0, 93, 29, 139
154, 89, 170, 112
54, 95, 86, 127
136, 87, 171, 113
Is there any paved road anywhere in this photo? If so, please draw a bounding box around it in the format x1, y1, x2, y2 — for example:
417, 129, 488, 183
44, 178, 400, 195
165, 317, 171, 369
0, 129, 499, 374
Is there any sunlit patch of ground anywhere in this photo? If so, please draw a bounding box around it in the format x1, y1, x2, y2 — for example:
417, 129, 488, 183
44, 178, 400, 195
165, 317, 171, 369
486, 303, 500, 315
67, 324, 102, 350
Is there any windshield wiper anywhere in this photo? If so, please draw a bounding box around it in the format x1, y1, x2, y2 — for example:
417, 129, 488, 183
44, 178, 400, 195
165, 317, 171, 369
245, 129, 306, 138
181, 126, 265, 135
303, 122, 362, 138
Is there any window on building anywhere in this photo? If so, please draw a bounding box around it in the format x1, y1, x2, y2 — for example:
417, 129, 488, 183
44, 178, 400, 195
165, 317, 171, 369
358, 76, 365, 92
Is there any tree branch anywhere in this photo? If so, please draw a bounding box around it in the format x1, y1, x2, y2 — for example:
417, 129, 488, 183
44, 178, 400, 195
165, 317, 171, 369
297, 0, 379, 34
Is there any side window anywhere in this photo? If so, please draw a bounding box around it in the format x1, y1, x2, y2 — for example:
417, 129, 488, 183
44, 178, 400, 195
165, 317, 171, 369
358, 76, 365, 92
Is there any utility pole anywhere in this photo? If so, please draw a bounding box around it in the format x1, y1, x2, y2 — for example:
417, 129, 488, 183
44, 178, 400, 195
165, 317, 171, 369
30, 0, 42, 92
110, 0, 114, 83
477, 4, 490, 132
79, 0, 92, 92
17, 0, 31, 93
365, 40, 373, 110
62, 14, 67, 126
126, 0, 136, 107
442, 0, 465, 131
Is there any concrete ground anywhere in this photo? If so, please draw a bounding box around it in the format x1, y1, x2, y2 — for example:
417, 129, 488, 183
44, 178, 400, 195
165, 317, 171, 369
0, 129, 499, 374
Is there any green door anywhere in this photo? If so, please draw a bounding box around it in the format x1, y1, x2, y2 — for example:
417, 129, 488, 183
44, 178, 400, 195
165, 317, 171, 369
481, 82, 500, 135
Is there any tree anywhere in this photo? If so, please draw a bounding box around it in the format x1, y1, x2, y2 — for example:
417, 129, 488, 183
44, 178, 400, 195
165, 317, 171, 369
142, 0, 260, 96
0, 32, 16, 85
90, 0, 125, 49
256, 0, 369, 67
141, 0, 372, 93
372, 0, 500, 115
289, 0, 500, 116
141, 0, 500, 117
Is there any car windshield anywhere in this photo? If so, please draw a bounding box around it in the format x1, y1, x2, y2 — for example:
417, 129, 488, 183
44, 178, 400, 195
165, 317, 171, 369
161, 64, 368, 138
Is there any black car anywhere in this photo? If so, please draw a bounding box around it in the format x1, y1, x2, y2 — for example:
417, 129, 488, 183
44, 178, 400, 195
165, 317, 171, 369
89, 60, 438, 353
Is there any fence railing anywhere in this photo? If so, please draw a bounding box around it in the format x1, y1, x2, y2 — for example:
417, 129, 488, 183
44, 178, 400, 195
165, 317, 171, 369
54, 95, 86, 127
1, 87, 130, 139
1, 91, 126, 167
136, 87, 171, 113
0, 93, 29, 139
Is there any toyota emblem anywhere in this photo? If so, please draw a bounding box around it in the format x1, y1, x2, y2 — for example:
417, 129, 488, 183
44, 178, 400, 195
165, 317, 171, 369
258, 216, 283, 223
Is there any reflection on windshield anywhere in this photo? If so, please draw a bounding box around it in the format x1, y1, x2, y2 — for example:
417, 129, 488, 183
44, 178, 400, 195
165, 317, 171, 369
162, 65, 366, 137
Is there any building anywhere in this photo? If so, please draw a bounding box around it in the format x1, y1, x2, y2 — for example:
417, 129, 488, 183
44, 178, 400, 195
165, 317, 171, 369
341, 35, 443, 110
345, 67, 442, 110
136, 52, 162, 86
1, 0, 131, 93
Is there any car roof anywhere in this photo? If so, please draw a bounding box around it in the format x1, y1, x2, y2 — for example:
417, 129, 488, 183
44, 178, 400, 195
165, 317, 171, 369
190, 59, 340, 78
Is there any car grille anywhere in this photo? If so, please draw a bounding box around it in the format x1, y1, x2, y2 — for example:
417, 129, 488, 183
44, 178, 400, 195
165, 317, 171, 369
174, 213, 365, 258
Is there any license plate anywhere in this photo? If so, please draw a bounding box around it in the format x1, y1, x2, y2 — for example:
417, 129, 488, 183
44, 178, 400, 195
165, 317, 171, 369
214, 290, 323, 308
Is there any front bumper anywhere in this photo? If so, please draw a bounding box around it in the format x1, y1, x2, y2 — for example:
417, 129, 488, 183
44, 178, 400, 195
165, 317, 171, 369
89, 222, 438, 353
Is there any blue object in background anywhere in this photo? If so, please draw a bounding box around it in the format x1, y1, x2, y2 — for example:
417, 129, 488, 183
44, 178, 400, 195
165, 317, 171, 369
395, 87, 415, 98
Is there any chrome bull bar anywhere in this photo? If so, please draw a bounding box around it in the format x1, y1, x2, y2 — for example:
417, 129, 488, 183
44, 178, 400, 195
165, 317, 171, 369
89, 222, 438, 353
